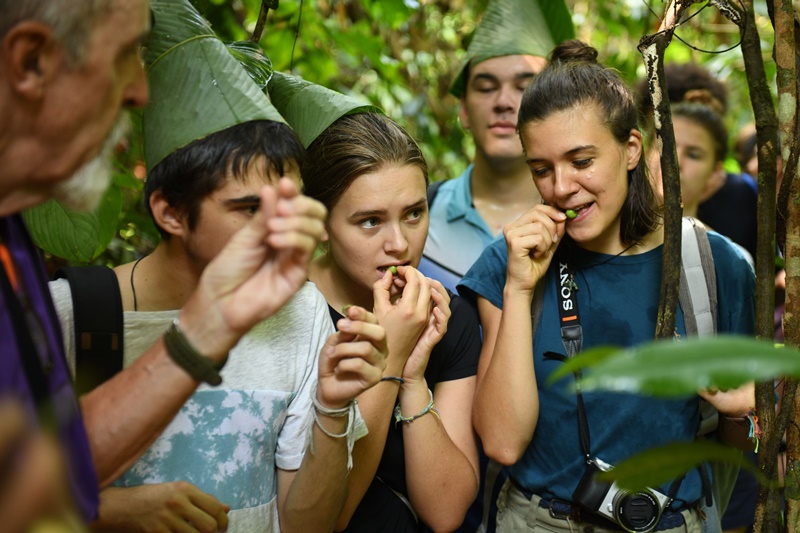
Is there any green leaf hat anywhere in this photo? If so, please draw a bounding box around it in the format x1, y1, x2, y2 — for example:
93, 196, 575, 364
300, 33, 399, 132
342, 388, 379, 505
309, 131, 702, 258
267, 71, 383, 148
449, 0, 575, 98
144, 0, 285, 171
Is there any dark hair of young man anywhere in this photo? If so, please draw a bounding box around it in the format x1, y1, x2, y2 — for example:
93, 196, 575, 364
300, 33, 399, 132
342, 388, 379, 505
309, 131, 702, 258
145, 120, 305, 238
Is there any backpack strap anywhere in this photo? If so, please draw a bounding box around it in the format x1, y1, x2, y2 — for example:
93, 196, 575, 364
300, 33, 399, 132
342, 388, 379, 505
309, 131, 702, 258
426, 180, 445, 208
54, 266, 124, 396
679, 217, 717, 338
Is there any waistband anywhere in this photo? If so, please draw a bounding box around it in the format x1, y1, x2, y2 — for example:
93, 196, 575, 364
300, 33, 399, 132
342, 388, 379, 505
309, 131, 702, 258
508, 477, 693, 532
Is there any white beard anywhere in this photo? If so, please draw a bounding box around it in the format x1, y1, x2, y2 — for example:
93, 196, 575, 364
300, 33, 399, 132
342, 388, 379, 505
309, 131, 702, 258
52, 115, 131, 212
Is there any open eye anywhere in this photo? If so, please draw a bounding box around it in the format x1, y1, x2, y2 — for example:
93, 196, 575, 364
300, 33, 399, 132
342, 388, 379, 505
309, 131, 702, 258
406, 208, 423, 222
360, 217, 380, 229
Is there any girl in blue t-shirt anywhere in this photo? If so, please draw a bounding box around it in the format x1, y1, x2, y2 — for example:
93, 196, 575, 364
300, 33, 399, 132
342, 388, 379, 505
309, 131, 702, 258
303, 111, 481, 532
459, 40, 756, 533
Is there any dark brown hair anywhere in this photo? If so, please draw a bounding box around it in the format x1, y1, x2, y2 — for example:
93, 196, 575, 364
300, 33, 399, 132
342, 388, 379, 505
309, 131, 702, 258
302, 112, 428, 212
518, 39, 660, 246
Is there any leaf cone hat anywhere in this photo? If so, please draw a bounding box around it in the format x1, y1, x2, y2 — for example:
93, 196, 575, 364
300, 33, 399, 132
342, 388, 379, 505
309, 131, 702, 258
449, 0, 575, 98
144, 0, 284, 171
267, 71, 383, 148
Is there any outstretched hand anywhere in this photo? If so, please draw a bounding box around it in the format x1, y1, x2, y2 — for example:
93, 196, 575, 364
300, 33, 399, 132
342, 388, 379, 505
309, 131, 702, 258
504, 204, 567, 293
182, 178, 327, 360
92, 482, 229, 533
317, 306, 388, 410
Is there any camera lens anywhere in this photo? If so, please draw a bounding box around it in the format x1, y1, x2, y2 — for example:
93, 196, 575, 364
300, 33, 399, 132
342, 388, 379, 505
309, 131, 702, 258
613, 491, 660, 532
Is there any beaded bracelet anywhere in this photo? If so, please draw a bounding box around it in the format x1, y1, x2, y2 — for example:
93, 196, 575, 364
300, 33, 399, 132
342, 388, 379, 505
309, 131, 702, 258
309, 385, 358, 470
381, 376, 405, 384
394, 388, 439, 425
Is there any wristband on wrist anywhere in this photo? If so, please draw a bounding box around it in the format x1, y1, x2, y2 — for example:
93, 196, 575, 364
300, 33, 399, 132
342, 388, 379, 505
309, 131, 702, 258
394, 388, 438, 425
309, 385, 357, 470
163, 318, 227, 386
380, 376, 405, 384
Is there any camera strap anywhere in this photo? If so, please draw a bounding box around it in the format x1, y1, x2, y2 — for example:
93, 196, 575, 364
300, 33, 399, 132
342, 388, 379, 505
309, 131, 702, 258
556, 259, 683, 502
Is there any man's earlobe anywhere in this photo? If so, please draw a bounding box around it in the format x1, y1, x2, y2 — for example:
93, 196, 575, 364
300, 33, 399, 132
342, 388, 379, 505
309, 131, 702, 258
3, 21, 56, 99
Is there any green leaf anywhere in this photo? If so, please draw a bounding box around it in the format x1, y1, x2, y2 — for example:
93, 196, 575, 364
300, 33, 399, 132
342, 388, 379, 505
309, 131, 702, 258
93, 185, 123, 258
23, 201, 100, 263
597, 441, 761, 492
144, 0, 284, 170
550, 336, 797, 396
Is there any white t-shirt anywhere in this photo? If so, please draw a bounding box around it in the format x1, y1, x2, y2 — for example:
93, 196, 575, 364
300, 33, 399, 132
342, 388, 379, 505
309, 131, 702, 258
50, 280, 364, 532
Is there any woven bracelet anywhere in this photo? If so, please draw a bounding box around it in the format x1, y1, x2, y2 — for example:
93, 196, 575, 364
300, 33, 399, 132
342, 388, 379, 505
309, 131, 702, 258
309, 385, 357, 470
163, 318, 227, 386
394, 388, 439, 425
381, 376, 405, 384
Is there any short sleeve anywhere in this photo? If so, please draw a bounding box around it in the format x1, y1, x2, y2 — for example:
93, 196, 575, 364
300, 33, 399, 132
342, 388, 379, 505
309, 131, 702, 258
708, 232, 756, 336
48, 278, 77, 378
457, 236, 509, 310
275, 285, 335, 470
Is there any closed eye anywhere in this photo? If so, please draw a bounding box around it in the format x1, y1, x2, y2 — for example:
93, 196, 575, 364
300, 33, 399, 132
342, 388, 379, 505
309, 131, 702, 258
573, 158, 593, 169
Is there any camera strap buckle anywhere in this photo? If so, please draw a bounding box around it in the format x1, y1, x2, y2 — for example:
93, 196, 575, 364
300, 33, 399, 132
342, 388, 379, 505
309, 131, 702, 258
547, 499, 579, 521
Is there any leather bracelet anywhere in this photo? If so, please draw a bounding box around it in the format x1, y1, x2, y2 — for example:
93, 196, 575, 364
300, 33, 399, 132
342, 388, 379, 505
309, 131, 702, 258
163, 318, 227, 386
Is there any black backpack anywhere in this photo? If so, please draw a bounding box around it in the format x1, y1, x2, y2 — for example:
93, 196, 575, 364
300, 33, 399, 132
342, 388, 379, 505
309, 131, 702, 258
54, 266, 124, 396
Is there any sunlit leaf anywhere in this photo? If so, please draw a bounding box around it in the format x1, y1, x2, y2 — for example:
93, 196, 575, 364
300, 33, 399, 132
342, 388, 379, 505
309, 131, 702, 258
550, 336, 795, 395
597, 440, 761, 492
23, 201, 100, 263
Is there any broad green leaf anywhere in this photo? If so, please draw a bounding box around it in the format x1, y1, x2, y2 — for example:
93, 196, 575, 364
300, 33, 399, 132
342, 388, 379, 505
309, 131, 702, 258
268, 71, 382, 148
145, 0, 283, 170
23, 201, 100, 263
550, 336, 796, 396
93, 185, 123, 258
450, 0, 575, 97
597, 441, 762, 492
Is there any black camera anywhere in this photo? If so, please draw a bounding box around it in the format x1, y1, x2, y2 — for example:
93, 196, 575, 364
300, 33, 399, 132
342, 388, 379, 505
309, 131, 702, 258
573, 458, 671, 533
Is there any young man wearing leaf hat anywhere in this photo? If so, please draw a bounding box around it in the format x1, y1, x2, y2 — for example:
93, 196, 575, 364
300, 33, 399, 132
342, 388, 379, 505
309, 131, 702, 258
420, 0, 575, 295
418, 2, 575, 532
47, 1, 387, 531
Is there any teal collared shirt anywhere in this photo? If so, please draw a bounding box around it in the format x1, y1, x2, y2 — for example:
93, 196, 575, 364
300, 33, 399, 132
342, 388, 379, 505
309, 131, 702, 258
420, 164, 498, 293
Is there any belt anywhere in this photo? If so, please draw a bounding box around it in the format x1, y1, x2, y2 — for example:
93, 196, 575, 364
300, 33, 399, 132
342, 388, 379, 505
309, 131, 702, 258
509, 478, 689, 532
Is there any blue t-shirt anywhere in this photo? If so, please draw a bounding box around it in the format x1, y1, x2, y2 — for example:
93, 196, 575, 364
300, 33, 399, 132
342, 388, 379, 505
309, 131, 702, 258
420, 165, 495, 293
458, 232, 755, 508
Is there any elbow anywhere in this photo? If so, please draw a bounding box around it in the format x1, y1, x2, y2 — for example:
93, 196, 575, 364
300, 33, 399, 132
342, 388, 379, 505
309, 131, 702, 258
474, 417, 529, 467
482, 440, 525, 467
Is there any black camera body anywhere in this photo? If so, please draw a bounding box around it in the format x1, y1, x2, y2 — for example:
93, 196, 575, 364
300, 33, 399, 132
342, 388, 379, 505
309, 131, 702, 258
573, 458, 671, 533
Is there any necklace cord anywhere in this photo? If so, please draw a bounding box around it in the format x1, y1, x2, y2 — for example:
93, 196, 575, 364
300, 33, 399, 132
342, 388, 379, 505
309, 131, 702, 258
130, 256, 144, 312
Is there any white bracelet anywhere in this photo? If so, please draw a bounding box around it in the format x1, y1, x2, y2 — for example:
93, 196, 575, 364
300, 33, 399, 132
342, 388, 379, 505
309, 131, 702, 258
308, 385, 358, 471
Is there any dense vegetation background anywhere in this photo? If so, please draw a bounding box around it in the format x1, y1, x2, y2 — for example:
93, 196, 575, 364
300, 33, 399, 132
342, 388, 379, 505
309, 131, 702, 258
30, 0, 777, 267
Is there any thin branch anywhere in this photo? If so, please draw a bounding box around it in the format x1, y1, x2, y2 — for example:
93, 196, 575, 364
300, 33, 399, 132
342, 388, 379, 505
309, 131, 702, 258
250, 0, 278, 43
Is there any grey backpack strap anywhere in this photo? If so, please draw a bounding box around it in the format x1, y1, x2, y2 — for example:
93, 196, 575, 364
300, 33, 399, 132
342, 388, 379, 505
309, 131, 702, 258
679, 218, 719, 438
679, 217, 717, 337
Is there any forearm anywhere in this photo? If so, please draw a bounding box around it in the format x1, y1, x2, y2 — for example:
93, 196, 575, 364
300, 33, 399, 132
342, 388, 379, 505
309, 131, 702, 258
400, 383, 478, 532
335, 381, 399, 530
81, 338, 201, 487
281, 414, 351, 533
474, 288, 538, 465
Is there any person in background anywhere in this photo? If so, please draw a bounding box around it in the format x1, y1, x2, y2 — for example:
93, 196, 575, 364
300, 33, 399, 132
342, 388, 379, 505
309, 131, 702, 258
421, 0, 574, 294
636, 62, 758, 261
